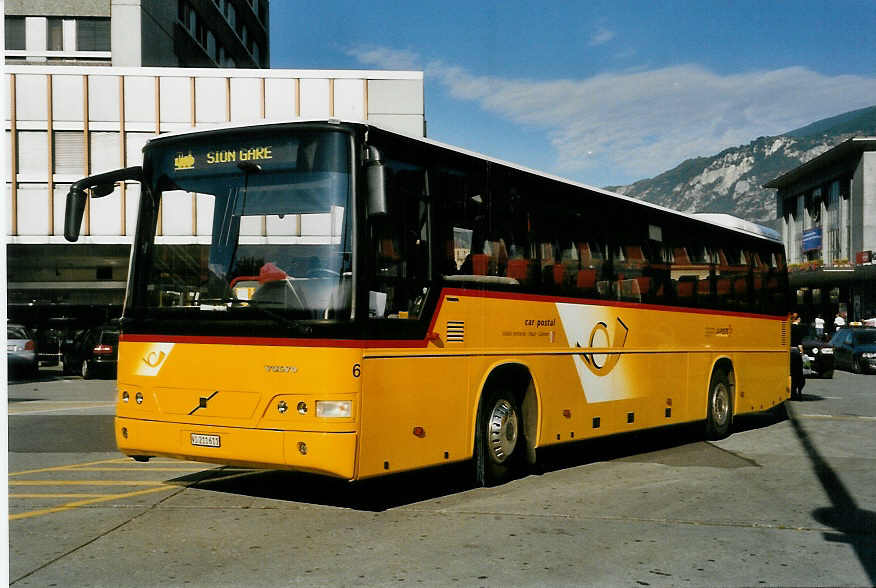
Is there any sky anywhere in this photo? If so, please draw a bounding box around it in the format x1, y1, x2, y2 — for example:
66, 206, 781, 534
269, 0, 876, 187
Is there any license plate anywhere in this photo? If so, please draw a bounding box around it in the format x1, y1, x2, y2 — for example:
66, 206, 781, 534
190, 433, 220, 448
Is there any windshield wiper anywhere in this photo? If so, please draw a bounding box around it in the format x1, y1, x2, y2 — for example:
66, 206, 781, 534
200, 297, 313, 332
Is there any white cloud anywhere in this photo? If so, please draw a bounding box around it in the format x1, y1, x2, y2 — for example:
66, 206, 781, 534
589, 27, 616, 46
350, 46, 876, 183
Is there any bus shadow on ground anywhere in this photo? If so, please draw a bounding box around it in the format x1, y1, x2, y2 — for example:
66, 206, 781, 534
168, 464, 474, 512
167, 409, 787, 511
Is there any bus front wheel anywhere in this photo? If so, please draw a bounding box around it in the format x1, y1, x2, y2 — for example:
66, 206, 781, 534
474, 388, 524, 487
705, 369, 733, 440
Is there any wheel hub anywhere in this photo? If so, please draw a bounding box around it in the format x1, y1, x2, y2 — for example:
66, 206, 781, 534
712, 382, 729, 425
487, 399, 518, 464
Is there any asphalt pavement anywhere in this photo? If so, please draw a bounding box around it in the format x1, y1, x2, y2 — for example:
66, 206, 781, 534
6, 366, 876, 586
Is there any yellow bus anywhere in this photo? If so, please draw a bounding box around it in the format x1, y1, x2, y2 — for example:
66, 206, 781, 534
65, 120, 790, 486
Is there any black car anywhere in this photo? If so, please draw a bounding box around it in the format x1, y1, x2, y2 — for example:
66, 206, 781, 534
800, 325, 834, 378
34, 327, 62, 367
62, 324, 120, 379
830, 327, 876, 374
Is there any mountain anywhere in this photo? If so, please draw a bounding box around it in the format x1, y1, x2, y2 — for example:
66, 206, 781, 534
606, 105, 876, 228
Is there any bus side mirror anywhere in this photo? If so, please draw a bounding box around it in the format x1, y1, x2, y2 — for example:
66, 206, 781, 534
366, 146, 388, 218
92, 183, 115, 197
63, 166, 143, 242
64, 187, 88, 242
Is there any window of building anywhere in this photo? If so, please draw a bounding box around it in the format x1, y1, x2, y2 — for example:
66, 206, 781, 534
806, 188, 822, 227
76, 18, 110, 51
196, 19, 207, 46
47, 18, 64, 51
5, 16, 26, 50
207, 31, 217, 60
226, 3, 236, 29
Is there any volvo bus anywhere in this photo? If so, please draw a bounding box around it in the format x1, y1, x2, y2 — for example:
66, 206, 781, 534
65, 120, 790, 486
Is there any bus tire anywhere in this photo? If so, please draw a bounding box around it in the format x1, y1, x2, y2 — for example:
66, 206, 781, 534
474, 388, 524, 487
705, 368, 732, 440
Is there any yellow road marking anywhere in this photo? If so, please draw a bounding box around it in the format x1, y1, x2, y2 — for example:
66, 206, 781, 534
8, 401, 116, 415
10, 480, 166, 487
69, 467, 208, 472
8, 456, 266, 521
9, 457, 129, 477
11, 493, 119, 499
9, 486, 176, 521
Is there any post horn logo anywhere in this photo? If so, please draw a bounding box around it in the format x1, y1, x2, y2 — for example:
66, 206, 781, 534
143, 350, 166, 368
576, 317, 629, 376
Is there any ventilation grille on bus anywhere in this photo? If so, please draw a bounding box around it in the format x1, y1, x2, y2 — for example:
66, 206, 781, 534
780, 322, 788, 347
446, 321, 465, 342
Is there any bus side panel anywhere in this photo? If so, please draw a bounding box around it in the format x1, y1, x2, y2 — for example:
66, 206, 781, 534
736, 350, 789, 414
687, 352, 714, 421
356, 292, 481, 479
357, 355, 470, 478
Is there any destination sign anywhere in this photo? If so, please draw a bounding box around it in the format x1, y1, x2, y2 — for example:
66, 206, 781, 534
174, 144, 274, 171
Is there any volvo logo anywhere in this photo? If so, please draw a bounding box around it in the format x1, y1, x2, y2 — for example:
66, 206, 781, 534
189, 391, 218, 415
264, 365, 298, 374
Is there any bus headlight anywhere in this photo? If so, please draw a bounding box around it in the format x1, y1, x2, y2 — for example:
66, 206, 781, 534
316, 400, 352, 418
863, 352, 876, 359
821, 348, 833, 355
811, 347, 818, 355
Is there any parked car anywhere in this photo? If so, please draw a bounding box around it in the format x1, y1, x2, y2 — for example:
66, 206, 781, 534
800, 325, 834, 378
830, 327, 876, 374
34, 327, 61, 366
7, 323, 38, 378
62, 324, 120, 379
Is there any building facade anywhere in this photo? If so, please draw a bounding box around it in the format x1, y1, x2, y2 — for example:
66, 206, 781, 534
4, 65, 425, 322
4, 0, 269, 69
766, 137, 876, 323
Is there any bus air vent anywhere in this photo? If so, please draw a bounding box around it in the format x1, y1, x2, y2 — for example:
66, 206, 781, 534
446, 321, 465, 342
780, 323, 788, 346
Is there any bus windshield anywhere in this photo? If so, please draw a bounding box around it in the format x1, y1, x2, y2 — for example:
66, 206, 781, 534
136, 129, 353, 323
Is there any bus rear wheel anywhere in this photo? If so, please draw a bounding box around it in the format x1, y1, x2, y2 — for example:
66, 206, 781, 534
474, 389, 523, 487
705, 369, 732, 440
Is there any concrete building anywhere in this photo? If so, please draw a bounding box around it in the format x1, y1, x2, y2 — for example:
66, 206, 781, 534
5, 0, 269, 69
5, 65, 425, 321
765, 137, 876, 323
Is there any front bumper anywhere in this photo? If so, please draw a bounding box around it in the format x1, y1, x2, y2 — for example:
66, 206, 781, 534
116, 417, 358, 479
858, 356, 876, 373
803, 353, 834, 376
7, 351, 37, 372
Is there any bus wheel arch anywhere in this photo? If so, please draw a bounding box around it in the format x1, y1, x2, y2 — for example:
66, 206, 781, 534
706, 358, 735, 440
473, 363, 539, 486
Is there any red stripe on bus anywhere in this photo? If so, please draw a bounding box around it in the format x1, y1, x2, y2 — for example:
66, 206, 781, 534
440, 287, 787, 321
119, 333, 429, 348
119, 287, 785, 347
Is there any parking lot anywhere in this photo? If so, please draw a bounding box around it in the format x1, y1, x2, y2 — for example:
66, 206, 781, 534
7, 367, 876, 586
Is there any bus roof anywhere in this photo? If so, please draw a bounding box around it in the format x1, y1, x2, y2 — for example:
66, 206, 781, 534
147, 118, 781, 244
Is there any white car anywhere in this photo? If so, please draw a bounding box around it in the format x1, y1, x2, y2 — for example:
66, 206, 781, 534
7, 323, 38, 378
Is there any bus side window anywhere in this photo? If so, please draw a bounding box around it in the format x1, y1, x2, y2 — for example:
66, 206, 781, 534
433, 166, 486, 279
488, 168, 533, 285
370, 160, 430, 319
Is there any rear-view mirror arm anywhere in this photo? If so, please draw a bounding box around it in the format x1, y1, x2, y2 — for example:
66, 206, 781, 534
64, 166, 144, 242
